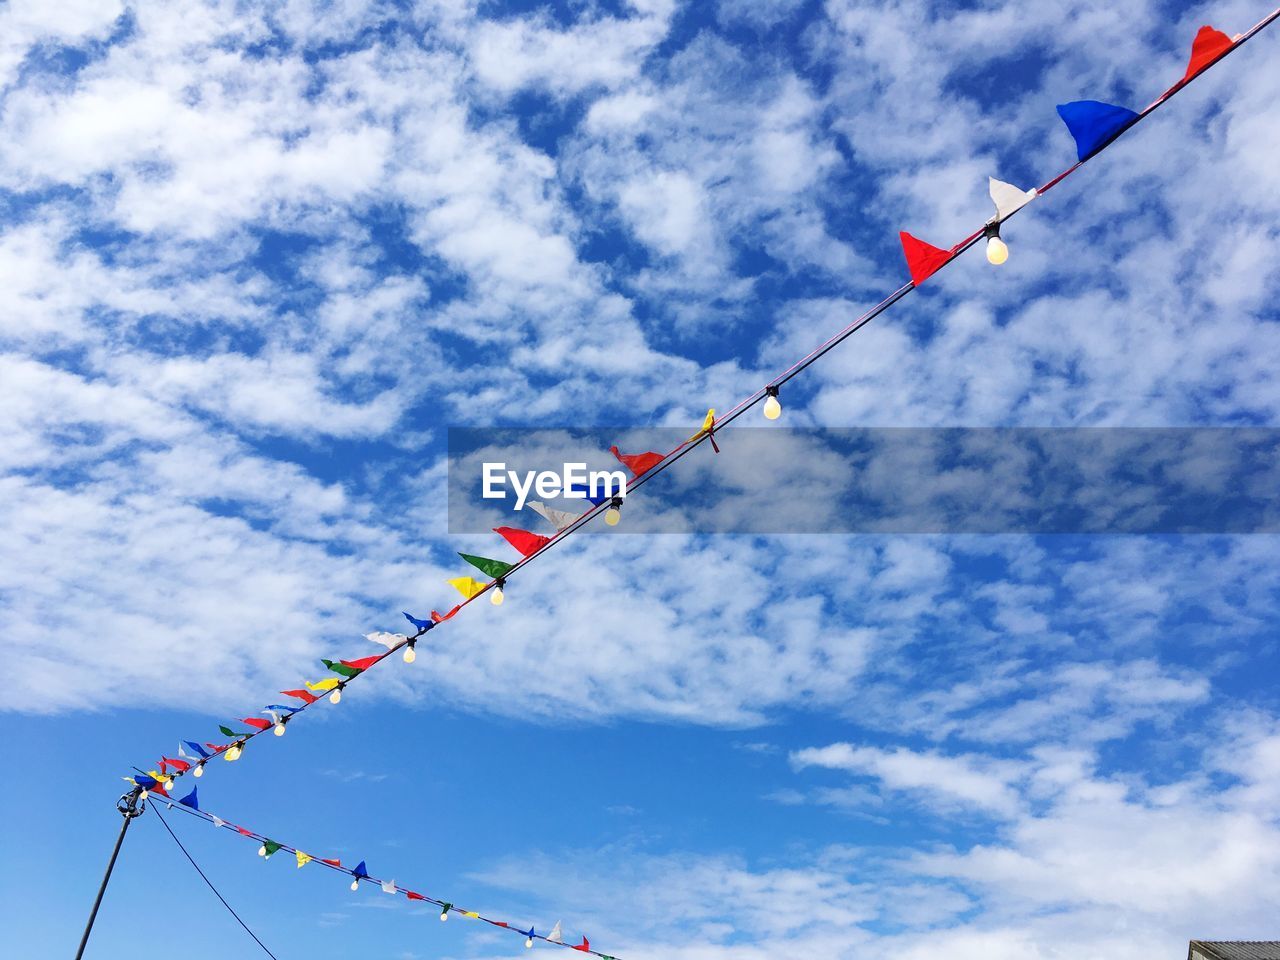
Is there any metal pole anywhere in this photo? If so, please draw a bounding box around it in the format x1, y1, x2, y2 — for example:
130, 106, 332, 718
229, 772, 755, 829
74, 789, 146, 960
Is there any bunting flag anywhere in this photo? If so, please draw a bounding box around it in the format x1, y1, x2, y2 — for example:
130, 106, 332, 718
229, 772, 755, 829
161, 756, 191, 773
281, 688, 319, 704
1182, 25, 1234, 83
322, 659, 363, 679
609, 446, 664, 477
529, 500, 579, 531
458, 553, 515, 580
368, 630, 409, 648
494, 526, 552, 557
178, 786, 199, 810
432, 605, 461, 623
240, 718, 273, 731
989, 177, 1037, 221
218, 725, 247, 739
179, 742, 207, 762
154, 793, 622, 959
342, 655, 381, 672
446, 576, 489, 600
899, 231, 954, 285
305, 678, 341, 693
405, 610, 435, 632
1056, 100, 1140, 161
567, 483, 610, 506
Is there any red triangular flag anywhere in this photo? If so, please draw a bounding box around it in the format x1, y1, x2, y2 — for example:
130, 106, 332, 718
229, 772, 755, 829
494, 526, 551, 558
281, 688, 319, 704
161, 756, 191, 773
320, 858, 342, 867
340, 655, 381, 672
432, 605, 460, 623
609, 445, 664, 477
405, 890, 426, 901
574, 937, 590, 952
236, 826, 253, 836
1183, 25, 1233, 82
241, 717, 272, 731
899, 231, 954, 285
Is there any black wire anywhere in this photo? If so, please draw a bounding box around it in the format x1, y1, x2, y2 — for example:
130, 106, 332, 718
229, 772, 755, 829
152, 802, 282, 960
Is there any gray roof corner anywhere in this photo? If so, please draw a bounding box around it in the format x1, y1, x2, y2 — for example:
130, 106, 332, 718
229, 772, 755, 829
1189, 942, 1280, 960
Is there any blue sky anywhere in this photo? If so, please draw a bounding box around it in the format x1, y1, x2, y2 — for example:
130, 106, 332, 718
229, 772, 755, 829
3, 0, 1280, 958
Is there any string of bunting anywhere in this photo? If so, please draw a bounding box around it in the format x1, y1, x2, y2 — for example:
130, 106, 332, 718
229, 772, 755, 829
124, 8, 1279, 950
141, 785, 617, 958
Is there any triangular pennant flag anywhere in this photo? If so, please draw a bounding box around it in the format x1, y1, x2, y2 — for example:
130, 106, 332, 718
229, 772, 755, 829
240, 717, 273, 731
522, 927, 536, 941
369, 630, 410, 647
567, 482, 610, 505
133, 774, 158, 789
528, 501, 578, 532
1182, 25, 1233, 83
989, 177, 1037, 222
406, 610, 435, 631
381, 878, 397, 895
405, 890, 426, 901
458, 552, 515, 579
353, 860, 369, 880
432, 605, 460, 623
205, 742, 230, 754
899, 231, 954, 285
182, 740, 212, 759
161, 756, 191, 773
549, 920, 564, 943
464, 911, 479, 919
305, 677, 341, 692
494, 526, 551, 558
340, 655, 381, 673
178, 786, 199, 810
281, 688, 319, 704
211, 816, 227, 829
322, 659, 363, 679
296, 850, 313, 868
218, 725, 248, 738
447, 576, 488, 600
261, 840, 282, 858
609, 445, 664, 477
574, 936, 590, 952
1056, 100, 1140, 162
236, 826, 253, 836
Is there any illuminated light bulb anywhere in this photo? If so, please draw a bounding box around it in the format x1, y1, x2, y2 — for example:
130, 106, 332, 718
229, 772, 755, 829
604, 496, 623, 526
350, 878, 360, 892
763, 387, 781, 420
440, 910, 449, 922
490, 584, 504, 606
274, 721, 286, 737
193, 764, 204, 778
139, 788, 149, 799
526, 938, 534, 949
403, 643, 416, 664
259, 844, 268, 857
330, 687, 342, 705
225, 744, 242, 761
986, 234, 1008, 265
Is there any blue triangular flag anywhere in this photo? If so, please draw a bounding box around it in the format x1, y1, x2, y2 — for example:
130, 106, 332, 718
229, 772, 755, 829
353, 860, 369, 879
1056, 100, 1140, 161
184, 740, 212, 759
179, 786, 199, 810
133, 774, 158, 788
403, 612, 434, 632
568, 483, 610, 506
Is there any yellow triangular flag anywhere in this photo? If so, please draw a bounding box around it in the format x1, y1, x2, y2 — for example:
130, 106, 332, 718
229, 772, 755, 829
447, 576, 488, 600
296, 850, 313, 868
464, 911, 479, 918
305, 677, 341, 692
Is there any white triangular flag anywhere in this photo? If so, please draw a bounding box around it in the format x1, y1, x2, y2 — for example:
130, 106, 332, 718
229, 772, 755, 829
211, 816, 227, 829
178, 743, 198, 762
528, 501, 578, 532
365, 631, 406, 648
989, 177, 1037, 222
548, 921, 563, 943
381, 878, 397, 895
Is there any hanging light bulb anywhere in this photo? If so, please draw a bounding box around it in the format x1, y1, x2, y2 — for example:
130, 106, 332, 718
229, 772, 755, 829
258, 843, 268, 857
225, 743, 242, 761
139, 787, 149, 799
440, 902, 452, 921
985, 222, 1008, 265
330, 685, 343, 705
604, 495, 623, 526
525, 937, 534, 949
403, 641, 417, 664
490, 579, 505, 606
763, 385, 781, 420
350, 878, 360, 892
274, 720, 286, 737
193, 763, 204, 778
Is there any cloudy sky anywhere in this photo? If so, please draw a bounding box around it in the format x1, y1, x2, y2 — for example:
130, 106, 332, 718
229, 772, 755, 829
3, 0, 1279, 958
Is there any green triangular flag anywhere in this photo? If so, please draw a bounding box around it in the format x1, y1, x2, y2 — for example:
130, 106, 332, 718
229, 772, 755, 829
458, 553, 514, 580
263, 840, 282, 858
322, 658, 362, 678
219, 725, 246, 738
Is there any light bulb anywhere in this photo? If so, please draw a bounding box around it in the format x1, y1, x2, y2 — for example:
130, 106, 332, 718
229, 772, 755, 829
274, 722, 286, 737
526, 938, 534, 949
139, 788, 149, 799
259, 844, 267, 857
403, 644, 416, 664
604, 506, 621, 526
225, 744, 241, 761
986, 235, 1009, 265
193, 764, 204, 778
490, 586, 504, 606
440, 911, 449, 922
350, 878, 360, 892
763, 393, 781, 420
330, 688, 342, 704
